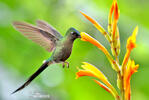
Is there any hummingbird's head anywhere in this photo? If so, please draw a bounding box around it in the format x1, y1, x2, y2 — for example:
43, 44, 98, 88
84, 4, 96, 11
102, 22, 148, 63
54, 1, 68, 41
66, 27, 81, 41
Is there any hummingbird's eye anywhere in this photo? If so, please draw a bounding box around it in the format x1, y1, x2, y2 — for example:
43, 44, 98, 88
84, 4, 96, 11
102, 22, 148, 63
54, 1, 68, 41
71, 32, 75, 35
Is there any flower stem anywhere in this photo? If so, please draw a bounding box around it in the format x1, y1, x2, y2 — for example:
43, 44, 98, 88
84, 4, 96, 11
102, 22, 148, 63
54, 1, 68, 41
114, 52, 124, 100
121, 75, 125, 100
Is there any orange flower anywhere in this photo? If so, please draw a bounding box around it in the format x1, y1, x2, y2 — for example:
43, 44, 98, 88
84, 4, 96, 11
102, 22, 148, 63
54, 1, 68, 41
80, 11, 111, 43
76, 62, 119, 98
113, 1, 119, 21
127, 26, 138, 51
109, 1, 115, 18
80, 11, 105, 34
108, 0, 115, 36
122, 26, 138, 73
93, 79, 112, 93
112, 0, 119, 36
124, 60, 139, 100
76, 62, 109, 84
80, 32, 120, 72
80, 32, 108, 54
79, 1, 139, 100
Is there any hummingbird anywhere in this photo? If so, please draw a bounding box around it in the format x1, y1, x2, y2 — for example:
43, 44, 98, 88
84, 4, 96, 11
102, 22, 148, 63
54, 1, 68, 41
12, 20, 81, 94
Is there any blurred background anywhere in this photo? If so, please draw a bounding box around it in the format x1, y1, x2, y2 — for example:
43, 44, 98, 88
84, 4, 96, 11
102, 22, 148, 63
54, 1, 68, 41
0, 0, 148, 100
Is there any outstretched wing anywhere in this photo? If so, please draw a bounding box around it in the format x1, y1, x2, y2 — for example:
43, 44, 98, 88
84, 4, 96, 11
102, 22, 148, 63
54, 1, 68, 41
36, 20, 63, 39
13, 21, 59, 52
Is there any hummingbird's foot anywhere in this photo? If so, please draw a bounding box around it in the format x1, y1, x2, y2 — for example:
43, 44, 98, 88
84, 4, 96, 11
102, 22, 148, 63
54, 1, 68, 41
62, 62, 65, 68
62, 62, 69, 68
65, 62, 69, 68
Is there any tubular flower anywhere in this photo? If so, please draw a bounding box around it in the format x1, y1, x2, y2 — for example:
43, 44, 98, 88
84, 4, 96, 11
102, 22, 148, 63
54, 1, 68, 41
112, 0, 119, 38
124, 60, 139, 100
108, 0, 115, 36
110, 0, 120, 57
109, 1, 115, 19
76, 62, 119, 99
122, 26, 138, 74
79, 0, 139, 100
127, 26, 138, 51
80, 11, 111, 43
80, 32, 120, 72
93, 79, 112, 93
80, 32, 108, 55
80, 11, 105, 34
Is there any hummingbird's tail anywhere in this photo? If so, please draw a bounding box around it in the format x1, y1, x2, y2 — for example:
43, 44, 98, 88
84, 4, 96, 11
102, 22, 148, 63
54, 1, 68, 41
11, 59, 53, 94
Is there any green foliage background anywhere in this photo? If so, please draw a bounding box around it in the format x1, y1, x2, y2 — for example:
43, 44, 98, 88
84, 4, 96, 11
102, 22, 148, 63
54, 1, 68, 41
0, 0, 148, 100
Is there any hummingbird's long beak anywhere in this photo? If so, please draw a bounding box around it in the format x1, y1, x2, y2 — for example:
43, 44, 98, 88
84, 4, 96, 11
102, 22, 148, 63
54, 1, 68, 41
78, 34, 81, 38
76, 30, 81, 38
76, 31, 81, 38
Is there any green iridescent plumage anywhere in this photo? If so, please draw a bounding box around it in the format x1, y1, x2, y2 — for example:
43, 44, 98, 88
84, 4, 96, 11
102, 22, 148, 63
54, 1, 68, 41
12, 20, 81, 94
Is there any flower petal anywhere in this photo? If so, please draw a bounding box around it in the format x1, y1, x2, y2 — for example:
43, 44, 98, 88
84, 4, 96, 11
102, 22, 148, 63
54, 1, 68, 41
122, 26, 138, 74
114, 0, 119, 21
124, 60, 139, 100
76, 62, 112, 87
80, 11, 97, 25
80, 32, 120, 72
80, 62, 108, 83
108, 0, 115, 36
80, 32, 108, 54
127, 26, 138, 51
76, 62, 119, 99
112, 0, 119, 38
93, 79, 112, 93
80, 11, 105, 34
109, 1, 114, 18
76, 70, 96, 79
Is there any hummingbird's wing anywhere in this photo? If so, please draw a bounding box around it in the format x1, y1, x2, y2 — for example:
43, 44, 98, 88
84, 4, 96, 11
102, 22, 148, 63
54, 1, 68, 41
36, 20, 63, 39
13, 21, 59, 52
